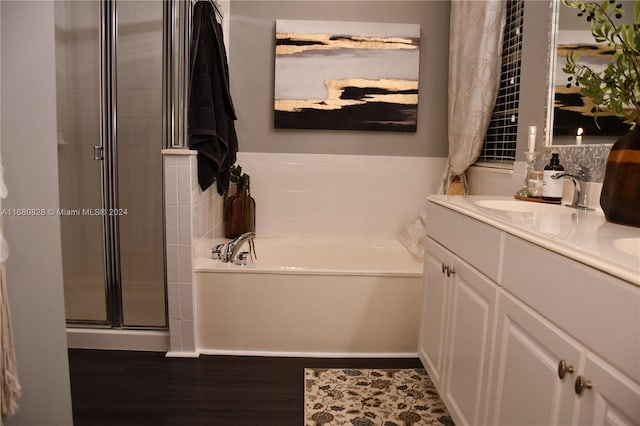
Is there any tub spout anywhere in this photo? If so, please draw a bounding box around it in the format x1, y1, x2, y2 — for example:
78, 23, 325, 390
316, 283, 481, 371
225, 232, 255, 263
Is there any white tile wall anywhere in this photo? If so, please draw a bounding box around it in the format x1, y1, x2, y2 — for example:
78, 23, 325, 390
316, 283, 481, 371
162, 150, 224, 356
236, 152, 447, 238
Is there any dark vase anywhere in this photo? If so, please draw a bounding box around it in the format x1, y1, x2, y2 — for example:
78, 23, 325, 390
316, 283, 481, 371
600, 121, 640, 228
224, 183, 256, 238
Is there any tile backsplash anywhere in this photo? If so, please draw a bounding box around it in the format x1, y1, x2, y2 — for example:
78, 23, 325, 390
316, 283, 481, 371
542, 145, 612, 182
235, 152, 448, 238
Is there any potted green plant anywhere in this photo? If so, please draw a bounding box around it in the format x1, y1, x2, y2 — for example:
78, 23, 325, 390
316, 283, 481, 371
562, 0, 640, 227
224, 164, 256, 238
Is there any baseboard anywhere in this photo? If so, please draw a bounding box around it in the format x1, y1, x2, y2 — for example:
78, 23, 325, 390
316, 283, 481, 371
67, 328, 169, 352
197, 349, 418, 358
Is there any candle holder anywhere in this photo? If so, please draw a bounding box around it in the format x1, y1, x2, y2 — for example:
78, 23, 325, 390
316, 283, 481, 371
516, 150, 539, 197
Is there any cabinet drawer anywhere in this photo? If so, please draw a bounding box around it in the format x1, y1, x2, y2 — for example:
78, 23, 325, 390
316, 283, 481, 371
426, 202, 503, 282
502, 235, 640, 383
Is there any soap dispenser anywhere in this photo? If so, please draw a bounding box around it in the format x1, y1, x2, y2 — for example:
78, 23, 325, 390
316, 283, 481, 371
542, 153, 564, 202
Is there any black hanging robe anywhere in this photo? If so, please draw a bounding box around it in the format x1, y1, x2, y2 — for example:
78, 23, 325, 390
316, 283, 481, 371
189, 1, 238, 195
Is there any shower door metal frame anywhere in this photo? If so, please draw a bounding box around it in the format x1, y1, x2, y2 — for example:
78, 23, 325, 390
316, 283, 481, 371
67, 0, 169, 330
99, 0, 124, 328
66, 0, 124, 328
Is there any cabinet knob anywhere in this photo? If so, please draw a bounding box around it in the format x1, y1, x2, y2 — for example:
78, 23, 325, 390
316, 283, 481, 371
441, 264, 455, 277
574, 375, 593, 395
557, 360, 575, 379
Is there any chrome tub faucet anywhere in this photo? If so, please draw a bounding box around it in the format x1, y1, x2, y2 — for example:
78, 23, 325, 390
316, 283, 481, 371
224, 231, 255, 263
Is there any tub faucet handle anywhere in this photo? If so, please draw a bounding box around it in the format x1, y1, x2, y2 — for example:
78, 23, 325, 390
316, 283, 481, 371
236, 251, 249, 266
212, 243, 226, 260
235, 251, 249, 266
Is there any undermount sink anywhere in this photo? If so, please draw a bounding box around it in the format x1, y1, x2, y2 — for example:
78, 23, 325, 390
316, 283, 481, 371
612, 238, 640, 258
474, 199, 576, 214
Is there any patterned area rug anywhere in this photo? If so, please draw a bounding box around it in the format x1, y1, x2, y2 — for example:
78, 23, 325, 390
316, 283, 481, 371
304, 368, 454, 426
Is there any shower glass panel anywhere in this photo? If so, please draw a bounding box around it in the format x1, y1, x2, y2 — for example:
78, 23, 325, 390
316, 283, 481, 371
55, 0, 107, 323
116, 0, 166, 327
56, 0, 167, 328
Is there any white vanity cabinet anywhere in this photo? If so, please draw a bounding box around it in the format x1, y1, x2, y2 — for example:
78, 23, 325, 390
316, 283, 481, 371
418, 239, 451, 388
576, 354, 640, 425
489, 291, 640, 425
419, 203, 501, 425
498, 235, 640, 425
488, 291, 583, 425
419, 198, 640, 426
419, 238, 499, 425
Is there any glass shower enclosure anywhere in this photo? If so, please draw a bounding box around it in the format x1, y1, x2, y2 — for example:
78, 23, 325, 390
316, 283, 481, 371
55, 0, 166, 328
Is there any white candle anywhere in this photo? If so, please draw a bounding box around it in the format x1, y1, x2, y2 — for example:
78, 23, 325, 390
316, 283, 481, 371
576, 127, 583, 145
528, 126, 536, 152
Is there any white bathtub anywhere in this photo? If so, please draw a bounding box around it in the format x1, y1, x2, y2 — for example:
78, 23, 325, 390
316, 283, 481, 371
193, 237, 423, 357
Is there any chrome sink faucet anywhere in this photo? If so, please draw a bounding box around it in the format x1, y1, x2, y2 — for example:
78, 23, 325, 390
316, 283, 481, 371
551, 163, 594, 210
224, 231, 255, 263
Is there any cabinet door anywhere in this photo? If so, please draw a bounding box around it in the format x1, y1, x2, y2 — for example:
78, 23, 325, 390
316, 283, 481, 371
442, 256, 499, 426
576, 354, 640, 425
418, 238, 451, 388
488, 292, 582, 426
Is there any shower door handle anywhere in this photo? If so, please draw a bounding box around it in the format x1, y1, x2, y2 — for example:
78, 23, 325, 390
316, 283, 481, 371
94, 145, 104, 160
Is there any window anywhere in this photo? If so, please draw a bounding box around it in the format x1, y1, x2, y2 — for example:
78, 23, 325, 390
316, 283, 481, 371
476, 0, 524, 165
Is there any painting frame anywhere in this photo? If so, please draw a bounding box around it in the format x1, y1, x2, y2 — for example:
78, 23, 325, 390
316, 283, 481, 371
274, 19, 421, 132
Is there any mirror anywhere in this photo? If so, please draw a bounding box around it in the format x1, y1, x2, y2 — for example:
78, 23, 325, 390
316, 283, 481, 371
546, 0, 634, 146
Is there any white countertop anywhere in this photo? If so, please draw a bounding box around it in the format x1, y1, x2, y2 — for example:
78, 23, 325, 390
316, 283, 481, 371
427, 195, 640, 286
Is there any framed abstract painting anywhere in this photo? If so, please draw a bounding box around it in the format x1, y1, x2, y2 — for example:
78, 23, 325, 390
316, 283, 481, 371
274, 20, 421, 132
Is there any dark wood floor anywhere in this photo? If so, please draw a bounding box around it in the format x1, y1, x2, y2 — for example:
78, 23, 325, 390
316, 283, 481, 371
68, 349, 423, 426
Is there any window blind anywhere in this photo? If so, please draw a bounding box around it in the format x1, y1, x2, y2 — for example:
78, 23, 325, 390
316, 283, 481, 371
477, 0, 524, 165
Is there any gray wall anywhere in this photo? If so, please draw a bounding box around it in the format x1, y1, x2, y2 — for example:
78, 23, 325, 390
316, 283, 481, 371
229, 0, 450, 157
1, 1, 74, 425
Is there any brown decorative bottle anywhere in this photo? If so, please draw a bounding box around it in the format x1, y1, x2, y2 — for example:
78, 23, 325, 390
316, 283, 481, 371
600, 122, 640, 228
224, 182, 256, 238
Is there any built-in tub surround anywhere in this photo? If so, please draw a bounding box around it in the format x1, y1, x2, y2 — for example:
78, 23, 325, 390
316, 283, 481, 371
194, 237, 423, 356
162, 151, 446, 356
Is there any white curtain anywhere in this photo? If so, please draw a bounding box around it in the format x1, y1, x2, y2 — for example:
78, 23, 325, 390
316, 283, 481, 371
0, 155, 19, 423
398, 0, 506, 256
441, 0, 507, 194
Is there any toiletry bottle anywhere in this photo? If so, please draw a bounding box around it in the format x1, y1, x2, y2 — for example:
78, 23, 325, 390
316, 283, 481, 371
542, 153, 564, 202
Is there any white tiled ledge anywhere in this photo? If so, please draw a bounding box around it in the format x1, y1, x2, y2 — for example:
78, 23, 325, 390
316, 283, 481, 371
471, 163, 515, 173
162, 148, 196, 156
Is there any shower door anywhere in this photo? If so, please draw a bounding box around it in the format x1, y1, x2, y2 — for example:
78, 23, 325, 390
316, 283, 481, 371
56, 0, 166, 328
